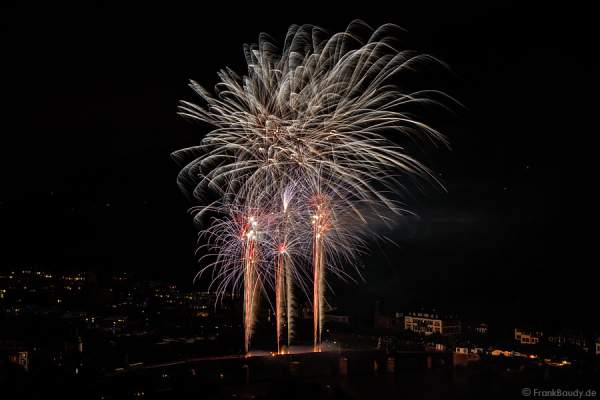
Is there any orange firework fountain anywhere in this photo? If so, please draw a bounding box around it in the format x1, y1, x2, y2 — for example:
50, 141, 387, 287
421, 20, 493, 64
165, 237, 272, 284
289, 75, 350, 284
311, 196, 329, 352
275, 243, 287, 354
242, 216, 259, 354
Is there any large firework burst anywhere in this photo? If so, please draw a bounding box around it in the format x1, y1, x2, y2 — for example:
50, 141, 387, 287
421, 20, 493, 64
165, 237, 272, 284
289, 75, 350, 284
174, 20, 451, 353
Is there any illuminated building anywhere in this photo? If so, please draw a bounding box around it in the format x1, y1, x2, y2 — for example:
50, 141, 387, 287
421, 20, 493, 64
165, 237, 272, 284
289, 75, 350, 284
514, 328, 543, 344
9, 351, 29, 371
547, 332, 589, 351
468, 322, 488, 335
1, 341, 29, 371
455, 345, 484, 355
404, 312, 461, 336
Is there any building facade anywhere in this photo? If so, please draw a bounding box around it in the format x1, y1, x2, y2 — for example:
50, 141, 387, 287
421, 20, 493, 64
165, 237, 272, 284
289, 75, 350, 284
514, 328, 543, 345
404, 312, 461, 336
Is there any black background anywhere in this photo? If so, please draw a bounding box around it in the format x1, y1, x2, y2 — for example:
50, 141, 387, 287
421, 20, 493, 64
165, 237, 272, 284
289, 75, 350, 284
0, 2, 595, 330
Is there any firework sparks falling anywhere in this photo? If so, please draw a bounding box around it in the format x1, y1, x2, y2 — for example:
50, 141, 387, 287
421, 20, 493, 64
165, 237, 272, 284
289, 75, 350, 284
174, 20, 451, 353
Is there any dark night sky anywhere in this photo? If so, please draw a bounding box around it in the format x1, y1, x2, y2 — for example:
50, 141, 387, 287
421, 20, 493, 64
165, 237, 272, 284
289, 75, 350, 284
0, 3, 595, 328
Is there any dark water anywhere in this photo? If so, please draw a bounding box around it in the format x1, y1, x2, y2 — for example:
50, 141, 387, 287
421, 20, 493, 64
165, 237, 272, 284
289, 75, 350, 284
222, 367, 597, 400
138, 364, 600, 400
4, 355, 599, 399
